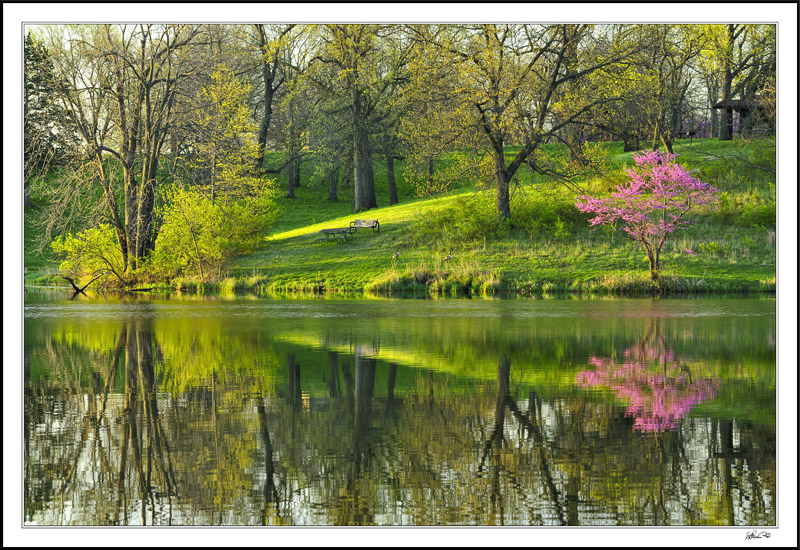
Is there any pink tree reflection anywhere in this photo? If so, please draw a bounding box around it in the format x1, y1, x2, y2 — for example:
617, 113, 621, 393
576, 340, 718, 432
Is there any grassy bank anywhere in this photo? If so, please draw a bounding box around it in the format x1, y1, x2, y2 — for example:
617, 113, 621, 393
24, 138, 777, 297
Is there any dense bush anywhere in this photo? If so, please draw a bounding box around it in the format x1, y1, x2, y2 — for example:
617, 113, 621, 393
144, 182, 279, 282
51, 224, 126, 288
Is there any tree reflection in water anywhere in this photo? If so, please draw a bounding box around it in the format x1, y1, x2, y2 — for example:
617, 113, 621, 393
576, 322, 718, 432
24, 315, 179, 525
24, 302, 776, 526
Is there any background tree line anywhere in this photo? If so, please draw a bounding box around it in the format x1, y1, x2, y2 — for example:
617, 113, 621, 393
23, 23, 776, 286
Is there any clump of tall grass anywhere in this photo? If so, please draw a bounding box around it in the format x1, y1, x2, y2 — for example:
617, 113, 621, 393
403, 188, 584, 250
367, 258, 501, 296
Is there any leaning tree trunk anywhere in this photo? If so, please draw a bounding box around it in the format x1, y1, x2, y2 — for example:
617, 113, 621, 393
660, 133, 675, 155
718, 26, 735, 141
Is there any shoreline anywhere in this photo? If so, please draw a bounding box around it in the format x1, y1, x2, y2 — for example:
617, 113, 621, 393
25, 275, 777, 299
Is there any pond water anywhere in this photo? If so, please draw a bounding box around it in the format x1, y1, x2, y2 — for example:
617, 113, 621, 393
23, 292, 776, 526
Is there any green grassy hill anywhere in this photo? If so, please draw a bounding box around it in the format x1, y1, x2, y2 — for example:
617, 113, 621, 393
24, 138, 777, 296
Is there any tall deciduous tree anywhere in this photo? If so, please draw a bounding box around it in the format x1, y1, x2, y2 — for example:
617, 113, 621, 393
43, 24, 202, 276
405, 24, 635, 220
252, 24, 294, 172
632, 25, 704, 154
308, 24, 409, 212
180, 66, 264, 203
24, 31, 77, 208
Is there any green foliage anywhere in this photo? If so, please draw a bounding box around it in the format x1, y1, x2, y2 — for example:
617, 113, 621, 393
179, 66, 263, 199
711, 188, 776, 228
406, 188, 583, 250
511, 189, 584, 239
30, 138, 775, 296
24, 32, 77, 182
51, 224, 125, 287
698, 241, 722, 255
145, 182, 280, 282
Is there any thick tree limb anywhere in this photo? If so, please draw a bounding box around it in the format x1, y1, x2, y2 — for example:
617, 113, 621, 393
62, 273, 103, 294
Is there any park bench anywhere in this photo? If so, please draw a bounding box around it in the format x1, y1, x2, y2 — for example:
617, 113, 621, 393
349, 219, 380, 233
316, 227, 353, 243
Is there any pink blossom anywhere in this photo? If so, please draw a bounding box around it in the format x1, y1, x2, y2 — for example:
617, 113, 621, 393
685, 248, 696, 255
576, 151, 717, 277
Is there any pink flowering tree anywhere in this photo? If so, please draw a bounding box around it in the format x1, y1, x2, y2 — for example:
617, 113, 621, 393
575, 150, 717, 279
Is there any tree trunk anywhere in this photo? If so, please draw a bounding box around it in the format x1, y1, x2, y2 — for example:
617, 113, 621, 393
286, 156, 296, 199
352, 84, 377, 213
293, 156, 302, 188
645, 244, 660, 280
364, 154, 376, 207
660, 133, 675, 155
135, 167, 157, 262
623, 136, 640, 152
256, 75, 274, 172
353, 130, 376, 213
386, 154, 398, 205
710, 106, 718, 139
563, 26, 584, 162
124, 167, 139, 272
354, 351, 376, 428
494, 153, 511, 221
566, 128, 584, 162
719, 25, 735, 141
328, 352, 339, 398
327, 166, 339, 202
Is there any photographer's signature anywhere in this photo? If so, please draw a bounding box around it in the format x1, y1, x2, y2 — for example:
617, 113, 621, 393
745, 530, 771, 540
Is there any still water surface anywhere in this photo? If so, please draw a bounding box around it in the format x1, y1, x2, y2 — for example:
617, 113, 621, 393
23, 292, 776, 526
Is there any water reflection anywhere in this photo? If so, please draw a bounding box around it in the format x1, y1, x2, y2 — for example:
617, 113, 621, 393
23, 297, 776, 526
576, 321, 718, 432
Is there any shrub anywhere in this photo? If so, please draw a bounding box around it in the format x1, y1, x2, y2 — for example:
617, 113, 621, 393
148, 182, 279, 281
51, 224, 126, 288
